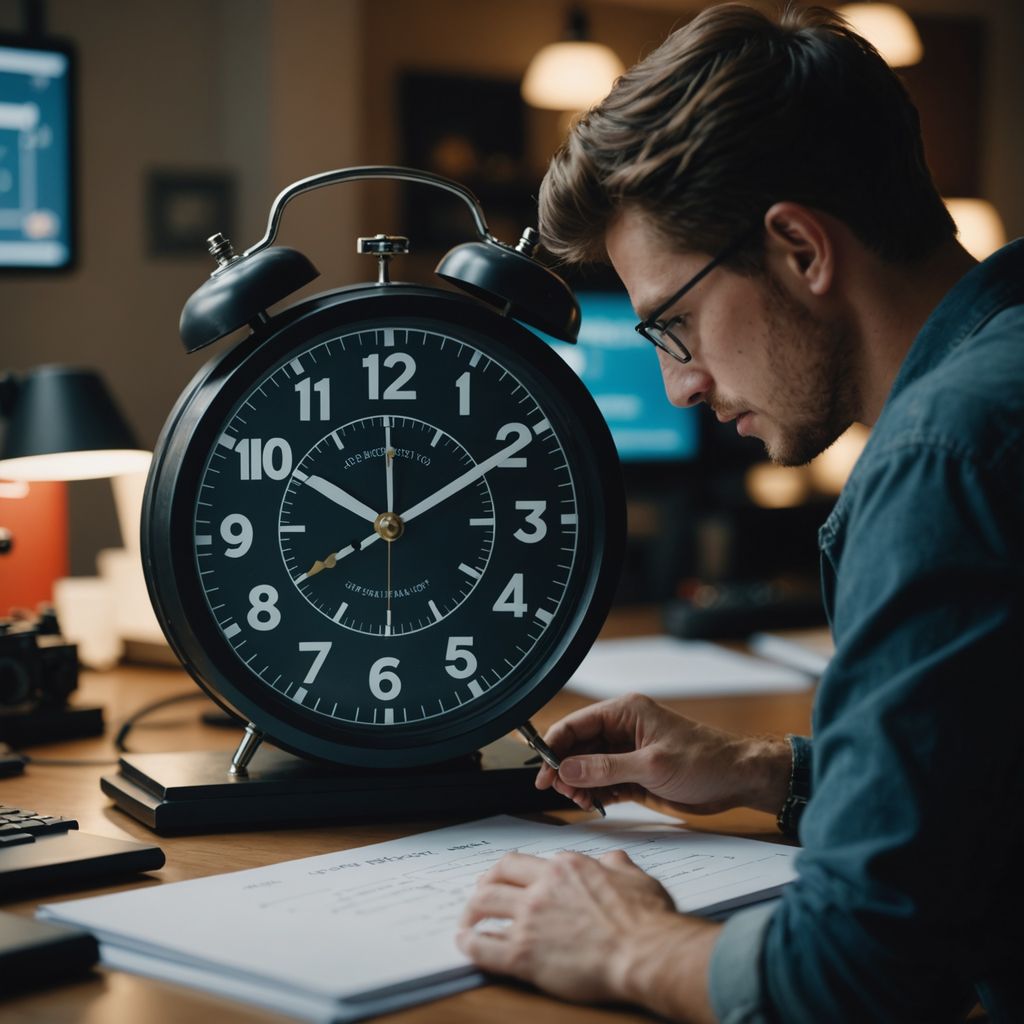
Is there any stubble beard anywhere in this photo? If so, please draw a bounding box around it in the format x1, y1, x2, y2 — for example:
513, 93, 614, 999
759, 272, 859, 467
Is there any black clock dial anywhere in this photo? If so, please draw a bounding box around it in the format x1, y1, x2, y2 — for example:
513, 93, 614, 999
279, 415, 496, 636
192, 322, 580, 731
145, 286, 624, 768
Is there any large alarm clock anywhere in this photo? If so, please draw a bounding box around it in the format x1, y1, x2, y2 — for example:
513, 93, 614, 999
142, 167, 624, 774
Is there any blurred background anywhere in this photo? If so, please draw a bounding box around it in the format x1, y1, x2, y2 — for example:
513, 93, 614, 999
1, 0, 1021, 639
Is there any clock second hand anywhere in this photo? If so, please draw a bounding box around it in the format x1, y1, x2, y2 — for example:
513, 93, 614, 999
385, 426, 395, 632
386, 530, 393, 632
385, 421, 395, 513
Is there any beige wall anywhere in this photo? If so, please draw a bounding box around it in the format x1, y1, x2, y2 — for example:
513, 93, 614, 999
0, 0, 362, 568
0, 0, 1021, 571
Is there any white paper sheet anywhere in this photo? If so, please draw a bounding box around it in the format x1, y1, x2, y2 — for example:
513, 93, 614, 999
39, 812, 797, 1022
566, 636, 813, 699
749, 630, 834, 677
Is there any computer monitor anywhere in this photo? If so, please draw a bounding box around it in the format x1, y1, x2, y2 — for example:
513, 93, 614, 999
531, 290, 700, 463
0, 36, 75, 271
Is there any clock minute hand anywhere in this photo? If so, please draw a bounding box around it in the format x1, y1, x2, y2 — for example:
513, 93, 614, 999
304, 474, 379, 523
401, 431, 532, 524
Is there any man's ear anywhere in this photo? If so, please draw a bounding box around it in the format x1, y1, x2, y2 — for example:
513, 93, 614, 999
763, 202, 834, 297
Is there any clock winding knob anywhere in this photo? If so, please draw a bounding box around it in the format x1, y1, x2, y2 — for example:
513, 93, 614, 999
357, 234, 410, 284
207, 232, 239, 269
514, 226, 540, 258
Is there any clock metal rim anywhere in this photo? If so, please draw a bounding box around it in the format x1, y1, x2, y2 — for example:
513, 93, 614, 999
143, 284, 625, 768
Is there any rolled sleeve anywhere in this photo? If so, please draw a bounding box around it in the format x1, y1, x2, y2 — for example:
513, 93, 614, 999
776, 734, 812, 838
708, 901, 779, 1024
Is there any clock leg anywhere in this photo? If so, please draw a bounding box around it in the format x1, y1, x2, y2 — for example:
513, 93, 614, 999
228, 722, 265, 777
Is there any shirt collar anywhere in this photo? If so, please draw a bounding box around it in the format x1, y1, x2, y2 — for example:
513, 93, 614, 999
887, 237, 1024, 406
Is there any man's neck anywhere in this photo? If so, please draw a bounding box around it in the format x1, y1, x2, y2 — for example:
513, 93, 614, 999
853, 240, 977, 425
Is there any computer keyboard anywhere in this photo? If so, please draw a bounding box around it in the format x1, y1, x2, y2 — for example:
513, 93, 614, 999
0, 803, 164, 897
0, 807, 78, 844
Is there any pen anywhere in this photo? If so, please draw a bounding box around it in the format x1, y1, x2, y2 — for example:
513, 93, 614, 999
517, 721, 606, 817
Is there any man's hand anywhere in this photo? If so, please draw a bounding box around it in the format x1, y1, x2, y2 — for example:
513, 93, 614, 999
457, 848, 718, 1021
536, 693, 791, 816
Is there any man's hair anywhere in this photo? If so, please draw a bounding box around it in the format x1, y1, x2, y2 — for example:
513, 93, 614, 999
539, 2, 955, 267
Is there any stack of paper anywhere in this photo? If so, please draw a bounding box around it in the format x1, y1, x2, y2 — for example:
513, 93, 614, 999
567, 636, 813, 700
39, 812, 798, 1022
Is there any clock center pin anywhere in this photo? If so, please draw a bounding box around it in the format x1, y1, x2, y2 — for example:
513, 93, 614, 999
375, 511, 405, 542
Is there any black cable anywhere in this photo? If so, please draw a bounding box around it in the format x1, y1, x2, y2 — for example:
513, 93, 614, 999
114, 691, 208, 753
23, 755, 120, 767
14, 690, 208, 766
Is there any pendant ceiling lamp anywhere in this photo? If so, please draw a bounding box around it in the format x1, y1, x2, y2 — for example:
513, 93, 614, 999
838, 3, 923, 67
944, 198, 1008, 261
522, 7, 624, 112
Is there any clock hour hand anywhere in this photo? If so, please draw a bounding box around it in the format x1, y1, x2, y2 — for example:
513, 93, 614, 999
400, 429, 532, 524
303, 474, 379, 523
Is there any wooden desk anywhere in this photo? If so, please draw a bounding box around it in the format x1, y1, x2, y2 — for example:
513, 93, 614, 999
2, 608, 814, 1024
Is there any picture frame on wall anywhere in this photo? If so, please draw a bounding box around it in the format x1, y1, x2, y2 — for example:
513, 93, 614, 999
146, 170, 235, 257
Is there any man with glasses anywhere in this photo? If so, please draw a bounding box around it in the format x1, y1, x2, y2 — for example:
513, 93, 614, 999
458, 4, 1022, 1022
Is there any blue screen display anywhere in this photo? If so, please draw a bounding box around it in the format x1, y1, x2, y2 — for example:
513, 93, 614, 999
529, 291, 700, 462
0, 43, 72, 269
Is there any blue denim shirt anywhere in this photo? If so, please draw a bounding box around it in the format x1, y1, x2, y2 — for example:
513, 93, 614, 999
709, 239, 1024, 1023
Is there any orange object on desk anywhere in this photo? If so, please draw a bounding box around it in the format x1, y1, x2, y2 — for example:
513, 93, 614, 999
0, 480, 69, 614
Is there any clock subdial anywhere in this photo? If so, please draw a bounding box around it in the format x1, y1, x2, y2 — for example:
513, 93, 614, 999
278, 415, 496, 635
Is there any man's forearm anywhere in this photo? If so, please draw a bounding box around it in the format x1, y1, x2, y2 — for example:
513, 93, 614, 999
610, 914, 722, 1024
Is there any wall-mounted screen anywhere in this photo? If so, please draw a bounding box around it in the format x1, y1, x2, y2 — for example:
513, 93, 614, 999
0, 38, 74, 270
531, 291, 700, 463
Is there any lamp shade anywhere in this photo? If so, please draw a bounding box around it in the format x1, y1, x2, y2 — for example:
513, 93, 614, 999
0, 365, 151, 481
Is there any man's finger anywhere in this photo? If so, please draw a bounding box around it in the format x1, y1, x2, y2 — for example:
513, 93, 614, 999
460, 881, 523, 928
535, 763, 557, 789
456, 928, 522, 976
482, 851, 547, 886
542, 700, 625, 755
558, 749, 645, 788
598, 849, 637, 870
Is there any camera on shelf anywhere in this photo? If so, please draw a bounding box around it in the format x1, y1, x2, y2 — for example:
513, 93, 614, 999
0, 607, 101, 747
0, 609, 79, 712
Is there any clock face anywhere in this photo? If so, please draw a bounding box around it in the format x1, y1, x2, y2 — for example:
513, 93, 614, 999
145, 288, 623, 767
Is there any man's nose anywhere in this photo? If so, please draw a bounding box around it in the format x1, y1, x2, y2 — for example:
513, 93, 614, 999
658, 353, 711, 408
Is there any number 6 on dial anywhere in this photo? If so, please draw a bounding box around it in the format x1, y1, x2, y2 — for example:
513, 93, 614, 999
369, 657, 402, 700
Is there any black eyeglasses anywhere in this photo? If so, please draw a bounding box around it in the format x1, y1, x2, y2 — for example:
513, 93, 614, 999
634, 227, 758, 364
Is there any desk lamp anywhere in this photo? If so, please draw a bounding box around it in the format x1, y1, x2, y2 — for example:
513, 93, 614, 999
0, 365, 150, 482
0, 366, 149, 743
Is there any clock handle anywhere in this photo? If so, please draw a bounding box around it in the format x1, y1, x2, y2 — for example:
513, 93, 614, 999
243, 165, 498, 259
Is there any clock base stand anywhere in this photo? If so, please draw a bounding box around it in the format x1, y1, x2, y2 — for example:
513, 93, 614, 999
100, 736, 566, 835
